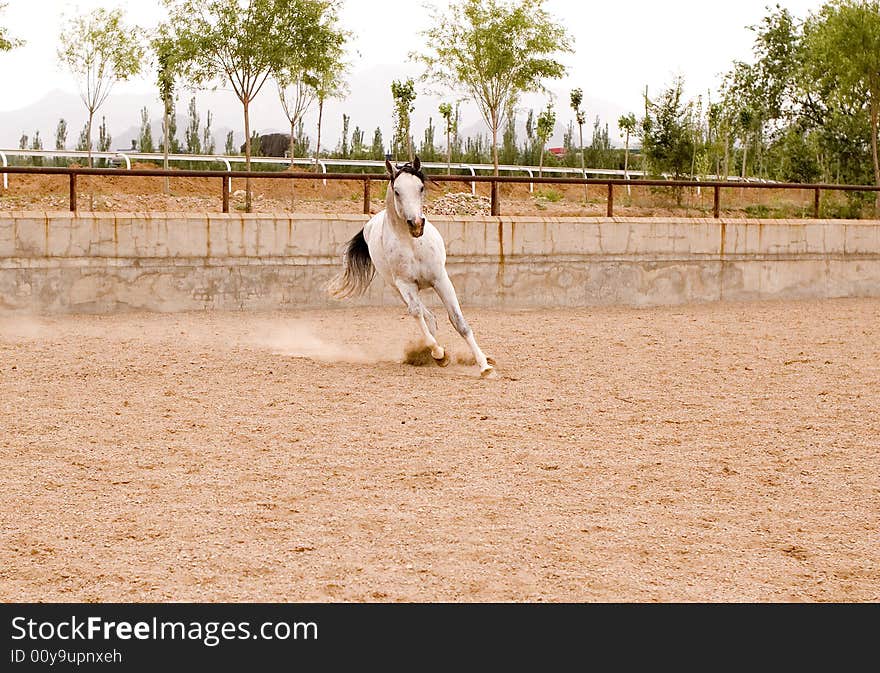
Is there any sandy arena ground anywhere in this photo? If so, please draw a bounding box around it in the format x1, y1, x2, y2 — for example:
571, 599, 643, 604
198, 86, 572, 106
1, 299, 878, 602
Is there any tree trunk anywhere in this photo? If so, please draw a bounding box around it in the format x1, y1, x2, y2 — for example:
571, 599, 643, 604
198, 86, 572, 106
86, 110, 94, 210
446, 128, 451, 175
642, 84, 649, 179
740, 133, 748, 180
723, 133, 730, 180
289, 118, 296, 170
539, 143, 545, 178
290, 118, 297, 210
578, 122, 586, 201
491, 114, 499, 177
244, 98, 252, 213
757, 124, 764, 179
86, 111, 94, 169
624, 132, 631, 196
872, 99, 880, 212
315, 98, 324, 172
163, 100, 170, 195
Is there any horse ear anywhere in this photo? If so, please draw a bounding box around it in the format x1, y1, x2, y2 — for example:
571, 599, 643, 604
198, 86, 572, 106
412, 155, 421, 172
385, 158, 396, 179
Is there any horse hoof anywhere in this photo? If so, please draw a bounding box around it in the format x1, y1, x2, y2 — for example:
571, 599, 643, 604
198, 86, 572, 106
434, 352, 451, 367
486, 356, 497, 367
480, 365, 495, 378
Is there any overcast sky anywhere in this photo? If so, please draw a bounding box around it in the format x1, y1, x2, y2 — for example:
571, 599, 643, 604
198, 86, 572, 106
1, 0, 826, 112
0, 0, 830, 152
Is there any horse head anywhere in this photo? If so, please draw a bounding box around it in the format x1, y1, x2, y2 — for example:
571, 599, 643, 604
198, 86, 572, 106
386, 156, 426, 238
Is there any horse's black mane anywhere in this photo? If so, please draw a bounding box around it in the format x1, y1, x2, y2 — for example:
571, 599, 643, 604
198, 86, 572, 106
393, 162, 426, 183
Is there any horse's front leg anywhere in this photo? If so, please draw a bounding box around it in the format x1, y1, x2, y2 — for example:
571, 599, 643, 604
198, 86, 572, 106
432, 272, 493, 376
394, 279, 449, 366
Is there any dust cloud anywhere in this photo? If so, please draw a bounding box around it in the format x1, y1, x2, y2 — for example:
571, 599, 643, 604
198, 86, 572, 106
250, 321, 396, 365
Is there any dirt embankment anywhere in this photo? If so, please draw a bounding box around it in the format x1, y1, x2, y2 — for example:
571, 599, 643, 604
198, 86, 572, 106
0, 164, 830, 218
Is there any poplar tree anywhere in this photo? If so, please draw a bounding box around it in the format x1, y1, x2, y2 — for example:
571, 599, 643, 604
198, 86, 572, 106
416, 0, 572, 174
58, 8, 143, 167
166, 0, 335, 210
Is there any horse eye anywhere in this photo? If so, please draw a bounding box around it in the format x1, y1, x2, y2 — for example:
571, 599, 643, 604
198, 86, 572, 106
394, 189, 399, 196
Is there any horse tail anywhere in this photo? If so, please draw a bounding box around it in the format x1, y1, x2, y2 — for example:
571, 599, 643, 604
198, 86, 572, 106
328, 228, 374, 299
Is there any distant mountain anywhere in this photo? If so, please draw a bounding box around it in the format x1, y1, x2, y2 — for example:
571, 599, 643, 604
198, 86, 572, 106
0, 89, 158, 150
0, 68, 632, 154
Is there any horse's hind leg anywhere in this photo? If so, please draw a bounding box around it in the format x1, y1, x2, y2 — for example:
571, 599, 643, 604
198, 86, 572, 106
395, 280, 448, 365
432, 273, 493, 376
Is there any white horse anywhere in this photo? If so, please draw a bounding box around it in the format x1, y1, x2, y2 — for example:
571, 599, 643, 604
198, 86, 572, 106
329, 156, 494, 376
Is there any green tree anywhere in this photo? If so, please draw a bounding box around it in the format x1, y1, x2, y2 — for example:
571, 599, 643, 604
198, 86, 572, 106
451, 103, 463, 161
721, 61, 762, 179
463, 134, 490, 163
97, 116, 111, 167
30, 131, 43, 166
54, 118, 68, 166
58, 7, 143, 168
618, 112, 637, 192
370, 127, 385, 160
184, 96, 201, 154
75, 123, 90, 153
391, 78, 416, 161
570, 88, 586, 175
586, 116, 613, 169
203, 110, 216, 155
500, 103, 518, 166
717, 6, 803, 181
416, 0, 572, 174
294, 119, 310, 158
164, 100, 181, 154
351, 125, 366, 159
562, 120, 574, 163
275, 0, 345, 166
804, 0, 880, 208
420, 117, 438, 161
772, 122, 821, 183
339, 113, 350, 158
225, 130, 235, 155
642, 77, 695, 185
536, 102, 555, 177
55, 119, 68, 151
438, 102, 456, 172
166, 0, 333, 210
312, 39, 348, 169
138, 107, 154, 153
524, 108, 536, 164
570, 88, 587, 199
152, 26, 180, 193
689, 95, 706, 181
751, 5, 801, 123
277, 69, 315, 163
0, 2, 22, 52
249, 131, 262, 157
706, 100, 728, 178
98, 118, 111, 151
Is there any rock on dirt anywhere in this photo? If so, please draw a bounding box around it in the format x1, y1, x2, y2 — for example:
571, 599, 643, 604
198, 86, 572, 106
427, 192, 491, 216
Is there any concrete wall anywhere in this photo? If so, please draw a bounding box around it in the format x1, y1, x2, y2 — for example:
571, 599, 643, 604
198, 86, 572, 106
1, 211, 879, 312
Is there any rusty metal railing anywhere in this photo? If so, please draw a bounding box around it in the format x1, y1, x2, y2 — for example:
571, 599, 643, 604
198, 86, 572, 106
1, 165, 878, 218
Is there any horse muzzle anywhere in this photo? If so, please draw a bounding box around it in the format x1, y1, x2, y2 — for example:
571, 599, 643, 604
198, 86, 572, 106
407, 218, 425, 238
